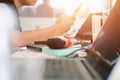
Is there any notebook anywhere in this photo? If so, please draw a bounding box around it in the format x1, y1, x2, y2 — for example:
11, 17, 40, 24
11, 0, 120, 80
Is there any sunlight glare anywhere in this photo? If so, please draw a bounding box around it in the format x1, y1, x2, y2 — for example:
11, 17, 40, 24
50, 0, 86, 15
88, 0, 105, 13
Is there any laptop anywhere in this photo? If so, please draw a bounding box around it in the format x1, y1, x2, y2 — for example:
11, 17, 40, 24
11, 0, 120, 80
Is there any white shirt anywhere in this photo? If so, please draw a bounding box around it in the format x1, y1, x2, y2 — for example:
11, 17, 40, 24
0, 3, 19, 80
0, 3, 19, 31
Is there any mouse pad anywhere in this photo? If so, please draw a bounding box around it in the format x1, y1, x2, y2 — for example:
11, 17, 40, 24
42, 47, 79, 57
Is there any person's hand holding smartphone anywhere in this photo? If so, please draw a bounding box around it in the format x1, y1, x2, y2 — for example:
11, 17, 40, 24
65, 3, 83, 37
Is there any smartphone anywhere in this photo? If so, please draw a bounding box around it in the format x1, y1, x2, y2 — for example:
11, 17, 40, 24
71, 3, 83, 17
65, 3, 83, 37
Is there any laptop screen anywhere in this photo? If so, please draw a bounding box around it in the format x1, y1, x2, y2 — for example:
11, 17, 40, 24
88, 0, 120, 65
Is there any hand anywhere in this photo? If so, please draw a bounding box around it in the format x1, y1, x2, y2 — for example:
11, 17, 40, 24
55, 14, 75, 33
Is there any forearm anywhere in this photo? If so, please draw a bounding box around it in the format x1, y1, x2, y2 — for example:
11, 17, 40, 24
13, 14, 74, 47
14, 24, 62, 47
35, 24, 62, 41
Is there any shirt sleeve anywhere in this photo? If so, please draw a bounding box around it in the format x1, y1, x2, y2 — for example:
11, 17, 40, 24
0, 3, 21, 31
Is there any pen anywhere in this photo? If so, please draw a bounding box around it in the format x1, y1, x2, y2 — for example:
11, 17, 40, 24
34, 41, 47, 44
26, 45, 42, 52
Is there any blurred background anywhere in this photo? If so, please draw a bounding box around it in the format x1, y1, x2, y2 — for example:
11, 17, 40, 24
18, 0, 117, 31
19, 0, 116, 17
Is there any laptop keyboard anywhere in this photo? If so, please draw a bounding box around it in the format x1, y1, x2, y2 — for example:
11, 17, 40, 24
43, 59, 93, 80
11, 58, 102, 80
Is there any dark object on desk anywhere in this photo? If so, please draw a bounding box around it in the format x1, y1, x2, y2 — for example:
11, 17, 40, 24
46, 37, 66, 49
46, 36, 90, 49
26, 45, 42, 52
34, 41, 47, 44
27, 41, 47, 52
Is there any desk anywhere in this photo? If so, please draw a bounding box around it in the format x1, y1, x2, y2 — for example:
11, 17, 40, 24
11, 39, 91, 59
11, 44, 88, 58
11, 47, 57, 58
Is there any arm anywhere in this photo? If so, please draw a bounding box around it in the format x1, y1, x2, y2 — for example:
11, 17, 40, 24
13, 15, 75, 47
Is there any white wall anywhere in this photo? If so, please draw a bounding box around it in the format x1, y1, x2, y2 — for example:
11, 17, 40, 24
19, 17, 57, 31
